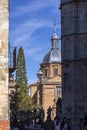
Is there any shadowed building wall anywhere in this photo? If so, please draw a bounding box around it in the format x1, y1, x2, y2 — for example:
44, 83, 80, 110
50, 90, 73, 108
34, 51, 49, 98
60, 0, 87, 126
0, 0, 9, 130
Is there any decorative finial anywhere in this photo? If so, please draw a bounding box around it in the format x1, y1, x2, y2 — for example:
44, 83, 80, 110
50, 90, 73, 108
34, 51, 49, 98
51, 19, 58, 49
53, 18, 56, 34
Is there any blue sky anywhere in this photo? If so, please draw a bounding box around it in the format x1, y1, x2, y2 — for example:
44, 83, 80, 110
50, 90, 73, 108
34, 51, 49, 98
10, 0, 61, 85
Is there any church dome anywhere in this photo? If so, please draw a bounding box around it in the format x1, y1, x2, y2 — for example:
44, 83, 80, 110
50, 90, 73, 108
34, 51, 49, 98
42, 22, 61, 64
42, 48, 61, 63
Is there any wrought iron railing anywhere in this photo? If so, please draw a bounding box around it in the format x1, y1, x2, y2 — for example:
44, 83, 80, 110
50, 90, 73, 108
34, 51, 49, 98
9, 46, 16, 72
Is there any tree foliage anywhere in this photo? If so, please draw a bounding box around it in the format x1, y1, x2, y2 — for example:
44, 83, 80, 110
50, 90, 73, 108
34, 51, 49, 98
10, 47, 34, 119
10, 85, 34, 114
16, 46, 27, 86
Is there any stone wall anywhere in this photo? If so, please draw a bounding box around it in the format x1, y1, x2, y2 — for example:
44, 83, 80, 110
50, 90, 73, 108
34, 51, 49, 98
0, 0, 9, 130
61, 0, 87, 126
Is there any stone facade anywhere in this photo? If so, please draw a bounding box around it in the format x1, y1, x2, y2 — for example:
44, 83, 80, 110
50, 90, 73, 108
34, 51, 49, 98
30, 82, 38, 103
0, 0, 9, 130
39, 63, 62, 120
30, 63, 62, 120
61, 0, 87, 126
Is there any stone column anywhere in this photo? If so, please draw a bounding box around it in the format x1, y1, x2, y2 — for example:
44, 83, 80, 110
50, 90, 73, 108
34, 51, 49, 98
0, 0, 10, 130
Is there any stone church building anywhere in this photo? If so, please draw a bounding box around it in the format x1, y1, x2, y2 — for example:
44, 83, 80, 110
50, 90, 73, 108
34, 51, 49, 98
30, 23, 62, 120
61, 0, 87, 126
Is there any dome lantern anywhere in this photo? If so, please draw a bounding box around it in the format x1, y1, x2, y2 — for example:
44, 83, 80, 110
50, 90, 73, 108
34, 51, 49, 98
42, 22, 61, 64
51, 21, 58, 50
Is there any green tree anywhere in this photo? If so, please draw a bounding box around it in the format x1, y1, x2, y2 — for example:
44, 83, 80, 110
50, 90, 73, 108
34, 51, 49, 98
16, 46, 27, 87
10, 85, 20, 114
10, 47, 34, 120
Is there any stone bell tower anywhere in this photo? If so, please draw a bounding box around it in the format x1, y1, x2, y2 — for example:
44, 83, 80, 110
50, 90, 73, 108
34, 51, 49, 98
60, 0, 87, 126
0, 0, 9, 130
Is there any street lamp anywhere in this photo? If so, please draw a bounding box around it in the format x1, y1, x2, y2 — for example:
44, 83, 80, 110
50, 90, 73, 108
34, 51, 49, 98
37, 69, 43, 107
37, 69, 43, 81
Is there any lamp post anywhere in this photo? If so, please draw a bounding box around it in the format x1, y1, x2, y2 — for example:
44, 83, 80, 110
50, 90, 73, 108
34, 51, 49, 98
37, 69, 43, 107
37, 69, 43, 81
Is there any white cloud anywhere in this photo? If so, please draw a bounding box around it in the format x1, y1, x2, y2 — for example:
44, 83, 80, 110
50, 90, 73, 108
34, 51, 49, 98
11, 18, 60, 37
12, 35, 29, 47
25, 43, 49, 61
10, 0, 61, 48
10, 19, 55, 47
25, 47, 43, 55
10, 0, 59, 17
13, 19, 51, 35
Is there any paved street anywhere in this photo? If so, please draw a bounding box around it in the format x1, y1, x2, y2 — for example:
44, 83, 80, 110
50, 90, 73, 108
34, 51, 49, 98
11, 127, 44, 130
24, 126, 44, 130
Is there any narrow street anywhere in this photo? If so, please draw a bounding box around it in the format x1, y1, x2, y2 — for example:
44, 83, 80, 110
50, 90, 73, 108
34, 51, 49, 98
24, 125, 44, 130
11, 126, 44, 130
24, 127, 44, 130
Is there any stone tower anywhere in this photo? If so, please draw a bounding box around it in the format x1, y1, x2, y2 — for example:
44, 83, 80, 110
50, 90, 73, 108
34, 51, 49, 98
61, 0, 87, 126
0, 0, 9, 130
